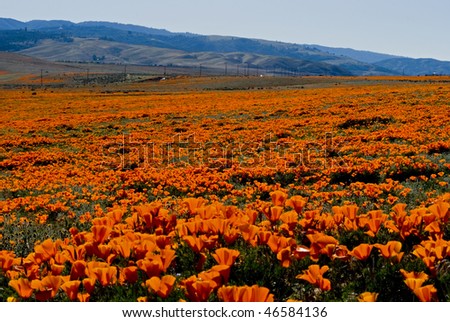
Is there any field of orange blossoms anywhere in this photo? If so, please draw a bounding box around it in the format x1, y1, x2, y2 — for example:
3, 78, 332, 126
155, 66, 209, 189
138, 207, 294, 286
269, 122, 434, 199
0, 76, 449, 302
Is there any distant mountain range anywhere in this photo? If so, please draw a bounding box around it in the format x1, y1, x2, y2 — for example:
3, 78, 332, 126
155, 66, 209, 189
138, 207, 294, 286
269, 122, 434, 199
1, 18, 450, 76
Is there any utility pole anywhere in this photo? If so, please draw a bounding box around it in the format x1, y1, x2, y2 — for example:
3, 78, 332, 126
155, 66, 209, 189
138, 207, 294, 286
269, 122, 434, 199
86, 68, 89, 85
225, 62, 228, 76
40, 69, 43, 87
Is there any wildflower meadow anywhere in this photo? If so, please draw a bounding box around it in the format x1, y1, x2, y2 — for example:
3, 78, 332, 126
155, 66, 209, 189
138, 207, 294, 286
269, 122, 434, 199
1, 76, 449, 302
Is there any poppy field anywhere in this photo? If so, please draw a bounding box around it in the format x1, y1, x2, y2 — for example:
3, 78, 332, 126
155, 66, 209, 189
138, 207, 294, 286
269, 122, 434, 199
0, 76, 449, 302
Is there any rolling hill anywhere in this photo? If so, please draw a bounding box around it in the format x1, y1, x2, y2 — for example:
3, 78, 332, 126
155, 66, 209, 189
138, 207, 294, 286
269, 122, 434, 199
1, 18, 449, 76
308, 44, 402, 64
17, 38, 349, 76
0, 51, 83, 74
375, 58, 450, 76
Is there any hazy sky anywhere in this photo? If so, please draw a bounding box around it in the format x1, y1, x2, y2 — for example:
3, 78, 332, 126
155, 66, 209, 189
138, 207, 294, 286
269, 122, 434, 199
2, 0, 450, 60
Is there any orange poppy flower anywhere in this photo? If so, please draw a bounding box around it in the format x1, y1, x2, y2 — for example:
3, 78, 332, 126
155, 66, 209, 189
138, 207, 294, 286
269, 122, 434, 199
83, 242, 97, 258
428, 200, 449, 221
70, 260, 87, 280
391, 203, 407, 224
358, 292, 378, 302
196, 253, 208, 272
201, 234, 218, 250
212, 248, 240, 266
223, 227, 239, 245
6, 270, 20, 281
245, 285, 275, 302
181, 222, 200, 236
239, 224, 259, 246
107, 209, 124, 224
286, 195, 307, 214
349, 244, 373, 261
262, 206, 284, 223
183, 277, 215, 302
9, 278, 34, 299
183, 197, 206, 215
217, 285, 236, 302
61, 280, 81, 301
293, 245, 311, 260
277, 247, 293, 268
245, 209, 258, 225
183, 235, 205, 253
296, 264, 331, 291
209, 264, 231, 284
433, 239, 450, 260
135, 203, 161, 226
332, 208, 345, 226
31, 275, 62, 301
374, 241, 404, 262
280, 210, 299, 225
92, 217, 115, 227
110, 238, 133, 259
77, 292, 90, 302
270, 190, 288, 206
145, 275, 176, 299
197, 205, 220, 220
93, 266, 118, 286
307, 233, 339, 260
217, 285, 274, 302
422, 212, 437, 226
340, 205, 359, 220
34, 238, 58, 263
321, 244, 337, 259
258, 231, 272, 245
85, 261, 109, 279
413, 285, 437, 302
206, 218, 227, 235
267, 234, 295, 254
343, 217, 358, 231
82, 278, 96, 294
332, 245, 350, 260
92, 225, 112, 244
198, 270, 222, 289
424, 221, 443, 239
156, 236, 173, 250
42, 275, 63, 297
360, 210, 387, 237
160, 248, 176, 272
95, 244, 113, 261
399, 269, 429, 280
119, 266, 139, 284
51, 263, 65, 275
34, 289, 53, 302
0, 251, 15, 272
133, 239, 158, 260
412, 244, 433, 260
404, 278, 426, 291
62, 245, 86, 263
137, 258, 163, 278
